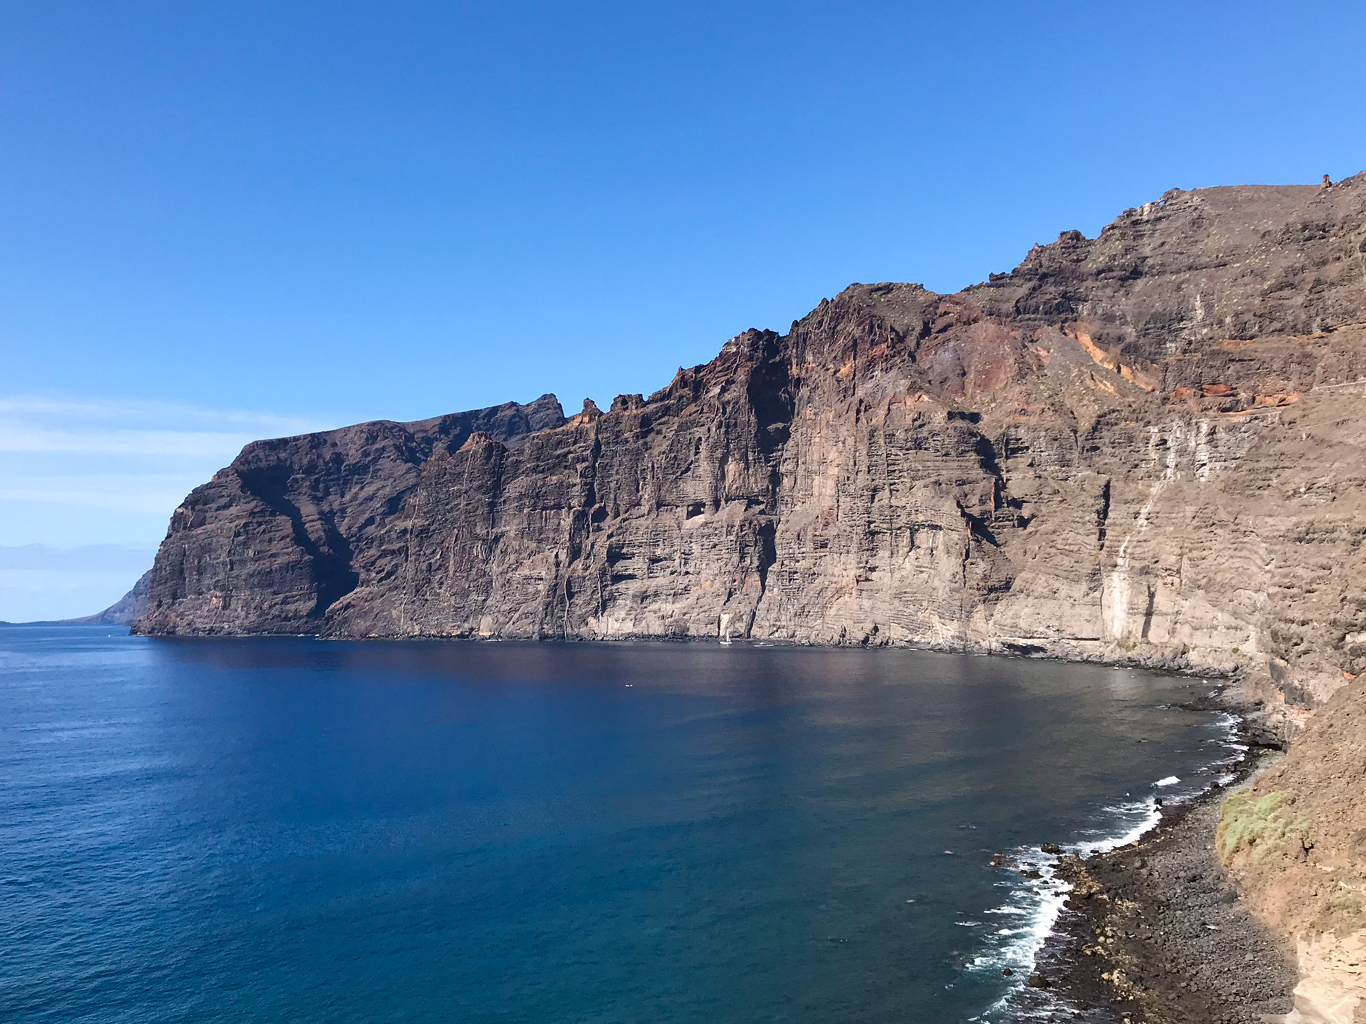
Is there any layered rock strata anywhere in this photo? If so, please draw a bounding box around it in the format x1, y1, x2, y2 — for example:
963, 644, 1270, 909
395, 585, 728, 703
137, 175, 1366, 713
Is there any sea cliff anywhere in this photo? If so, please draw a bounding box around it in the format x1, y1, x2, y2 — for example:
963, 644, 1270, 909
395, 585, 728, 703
130, 173, 1366, 1019
136, 175, 1366, 717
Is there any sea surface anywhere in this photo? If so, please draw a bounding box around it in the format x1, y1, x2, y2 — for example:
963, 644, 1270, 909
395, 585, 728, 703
0, 626, 1242, 1023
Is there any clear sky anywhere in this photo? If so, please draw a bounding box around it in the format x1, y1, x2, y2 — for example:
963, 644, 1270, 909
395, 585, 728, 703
3, 0, 1364, 620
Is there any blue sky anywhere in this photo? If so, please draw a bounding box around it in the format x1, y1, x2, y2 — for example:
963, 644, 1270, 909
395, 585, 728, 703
3, 0, 1364, 620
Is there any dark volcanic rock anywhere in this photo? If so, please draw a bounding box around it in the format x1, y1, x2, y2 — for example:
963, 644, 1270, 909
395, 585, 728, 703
1040, 797, 1297, 1024
136, 174, 1366, 712
136, 395, 565, 635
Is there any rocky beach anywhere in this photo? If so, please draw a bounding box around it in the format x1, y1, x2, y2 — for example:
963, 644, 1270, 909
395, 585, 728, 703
1010, 690, 1298, 1023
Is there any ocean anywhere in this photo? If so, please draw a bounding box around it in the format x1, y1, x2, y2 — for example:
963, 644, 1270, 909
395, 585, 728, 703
0, 626, 1241, 1023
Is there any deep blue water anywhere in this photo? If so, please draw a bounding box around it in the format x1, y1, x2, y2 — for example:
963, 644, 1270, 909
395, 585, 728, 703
0, 627, 1238, 1023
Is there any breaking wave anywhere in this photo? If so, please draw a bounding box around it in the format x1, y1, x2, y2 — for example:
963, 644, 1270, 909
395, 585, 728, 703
966, 710, 1246, 1021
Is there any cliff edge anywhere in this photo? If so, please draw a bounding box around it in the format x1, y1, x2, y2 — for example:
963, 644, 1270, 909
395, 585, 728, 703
137, 176, 1366, 717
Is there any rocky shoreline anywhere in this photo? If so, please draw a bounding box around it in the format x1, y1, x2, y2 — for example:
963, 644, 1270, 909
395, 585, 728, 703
1008, 690, 1298, 1023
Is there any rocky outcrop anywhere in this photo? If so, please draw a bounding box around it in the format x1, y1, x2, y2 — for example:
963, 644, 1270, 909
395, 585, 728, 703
136, 174, 1366, 713
136, 396, 565, 635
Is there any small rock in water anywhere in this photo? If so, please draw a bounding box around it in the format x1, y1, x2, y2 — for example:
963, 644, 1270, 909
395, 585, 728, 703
1001, 968, 1013, 977
1041, 843, 1063, 854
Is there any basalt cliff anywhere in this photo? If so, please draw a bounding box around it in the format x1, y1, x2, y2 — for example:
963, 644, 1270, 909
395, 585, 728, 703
136, 176, 1366, 715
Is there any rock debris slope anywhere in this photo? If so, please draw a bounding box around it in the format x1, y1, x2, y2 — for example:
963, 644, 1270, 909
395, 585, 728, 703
1220, 679, 1366, 1023
137, 176, 1366, 711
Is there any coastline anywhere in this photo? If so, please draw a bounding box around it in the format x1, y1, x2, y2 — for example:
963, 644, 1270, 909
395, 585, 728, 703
1008, 687, 1298, 1023
56, 626, 1304, 1019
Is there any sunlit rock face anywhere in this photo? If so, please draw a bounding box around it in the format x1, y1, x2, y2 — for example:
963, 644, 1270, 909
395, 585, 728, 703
138, 175, 1366, 710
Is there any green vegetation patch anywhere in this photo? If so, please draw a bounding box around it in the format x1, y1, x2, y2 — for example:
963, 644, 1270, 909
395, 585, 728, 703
1217, 790, 1311, 864
1332, 890, 1364, 919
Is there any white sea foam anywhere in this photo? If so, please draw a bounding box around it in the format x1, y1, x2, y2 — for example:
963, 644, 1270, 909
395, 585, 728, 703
965, 856, 1072, 1021
961, 791, 1174, 1021
1074, 796, 1163, 856
1197, 713, 1249, 790
965, 798, 1168, 1019
967, 708, 1250, 1020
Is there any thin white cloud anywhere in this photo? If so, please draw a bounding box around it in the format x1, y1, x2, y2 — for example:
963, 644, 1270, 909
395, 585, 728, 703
0, 472, 208, 513
0, 423, 260, 457
0, 395, 325, 434
0, 394, 335, 616
0, 394, 333, 552
0, 395, 328, 458
0, 544, 155, 572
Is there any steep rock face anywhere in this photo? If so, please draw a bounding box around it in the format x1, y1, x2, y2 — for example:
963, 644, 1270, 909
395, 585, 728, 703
137, 396, 565, 635
137, 175, 1366, 709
